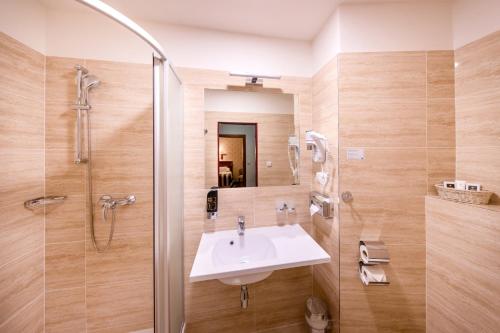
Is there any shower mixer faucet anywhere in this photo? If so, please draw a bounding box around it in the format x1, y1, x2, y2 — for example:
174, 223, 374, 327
99, 194, 136, 209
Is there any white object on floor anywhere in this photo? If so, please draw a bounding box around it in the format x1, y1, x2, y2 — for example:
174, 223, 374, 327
190, 224, 330, 285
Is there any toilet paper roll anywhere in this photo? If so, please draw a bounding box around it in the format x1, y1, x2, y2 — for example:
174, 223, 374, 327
360, 241, 390, 264
362, 265, 386, 283
359, 265, 387, 285
310, 203, 320, 216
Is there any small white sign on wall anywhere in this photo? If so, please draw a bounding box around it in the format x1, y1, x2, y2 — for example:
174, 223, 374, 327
347, 149, 365, 160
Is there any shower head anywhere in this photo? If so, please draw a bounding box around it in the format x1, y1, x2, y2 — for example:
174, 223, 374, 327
83, 75, 100, 90
81, 75, 100, 104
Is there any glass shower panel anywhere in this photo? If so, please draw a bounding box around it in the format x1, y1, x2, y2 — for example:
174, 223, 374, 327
166, 64, 184, 333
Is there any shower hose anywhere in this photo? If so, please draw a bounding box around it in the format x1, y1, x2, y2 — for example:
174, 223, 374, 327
85, 110, 117, 253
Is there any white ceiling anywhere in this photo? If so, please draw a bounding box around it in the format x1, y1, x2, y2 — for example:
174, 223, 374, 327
42, 0, 446, 41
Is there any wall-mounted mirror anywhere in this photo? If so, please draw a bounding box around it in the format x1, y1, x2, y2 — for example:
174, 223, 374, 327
204, 88, 299, 188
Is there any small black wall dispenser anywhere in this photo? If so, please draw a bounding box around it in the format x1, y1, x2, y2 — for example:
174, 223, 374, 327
207, 187, 218, 219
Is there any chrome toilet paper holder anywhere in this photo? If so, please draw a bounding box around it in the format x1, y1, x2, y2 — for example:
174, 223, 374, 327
310, 191, 333, 219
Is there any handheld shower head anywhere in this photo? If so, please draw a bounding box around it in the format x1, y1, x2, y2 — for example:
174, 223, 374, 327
81, 75, 100, 104
83, 74, 100, 89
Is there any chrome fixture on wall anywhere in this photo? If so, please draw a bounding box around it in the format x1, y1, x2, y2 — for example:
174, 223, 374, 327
96, 194, 136, 249
24, 196, 67, 210
73, 65, 132, 253
73, 65, 100, 164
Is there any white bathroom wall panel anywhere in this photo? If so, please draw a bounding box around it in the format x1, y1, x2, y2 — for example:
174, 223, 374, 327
338, 2, 453, 54
44, 8, 313, 76
311, 1, 454, 74
0, 0, 47, 53
452, 0, 500, 49
312, 10, 340, 74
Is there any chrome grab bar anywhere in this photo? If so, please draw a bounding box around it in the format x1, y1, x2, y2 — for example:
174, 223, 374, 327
24, 196, 67, 210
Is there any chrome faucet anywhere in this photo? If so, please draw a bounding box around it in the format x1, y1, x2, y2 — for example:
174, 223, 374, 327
237, 216, 245, 236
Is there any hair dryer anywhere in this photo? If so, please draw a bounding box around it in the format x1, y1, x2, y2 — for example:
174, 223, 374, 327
305, 130, 327, 163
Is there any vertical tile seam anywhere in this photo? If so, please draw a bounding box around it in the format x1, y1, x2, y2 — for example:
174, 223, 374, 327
83, 58, 88, 333
424, 50, 429, 330
43, 51, 47, 333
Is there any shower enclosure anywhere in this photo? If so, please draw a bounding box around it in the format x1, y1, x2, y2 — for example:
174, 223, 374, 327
0, 0, 183, 332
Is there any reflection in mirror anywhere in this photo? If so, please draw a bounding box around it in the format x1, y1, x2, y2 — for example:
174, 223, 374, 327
205, 88, 299, 188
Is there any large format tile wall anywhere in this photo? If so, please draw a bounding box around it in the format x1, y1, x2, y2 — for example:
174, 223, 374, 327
311, 51, 456, 332
426, 197, 500, 331
178, 67, 313, 333
311, 58, 340, 332
0, 32, 46, 332
426, 30, 500, 332
455, 31, 500, 203
205, 111, 295, 187
44, 56, 153, 332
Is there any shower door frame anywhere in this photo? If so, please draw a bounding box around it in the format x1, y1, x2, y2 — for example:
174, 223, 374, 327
74, 1, 185, 332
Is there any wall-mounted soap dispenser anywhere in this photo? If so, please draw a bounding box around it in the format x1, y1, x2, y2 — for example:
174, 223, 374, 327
207, 187, 218, 219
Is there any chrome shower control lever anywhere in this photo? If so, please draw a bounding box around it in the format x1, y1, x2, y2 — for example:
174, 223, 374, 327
99, 194, 136, 209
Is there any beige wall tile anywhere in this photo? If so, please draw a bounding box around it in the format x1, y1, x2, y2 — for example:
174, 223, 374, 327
90, 149, 152, 195
46, 194, 85, 244
426, 51, 456, 175
0, 148, 44, 207
0, 294, 44, 333
0, 203, 44, 267
86, 279, 153, 332
340, 147, 427, 195
427, 148, 455, 194
455, 32, 500, 146
427, 98, 455, 148
455, 31, 500, 204
45, 241, 85, 290
46, 287, 86, 333
426, 197, 500, 332
0, 33, 44, 101
0, 250, 44, 324
427, 51, 455, 99
456, 146, 500, 203
45, 148, 85, 195
0, 32, 45, 331
84, 59, 152, 108
86, 236, 153, 286
339, 52, 427, 148
46, 56, 82, 104
0, 94, 43, 150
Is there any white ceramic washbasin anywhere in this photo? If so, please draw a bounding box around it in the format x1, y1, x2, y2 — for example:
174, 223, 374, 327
189, 224, 330, 286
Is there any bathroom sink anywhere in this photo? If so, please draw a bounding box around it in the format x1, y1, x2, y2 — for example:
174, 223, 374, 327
190, 224, 330, 286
